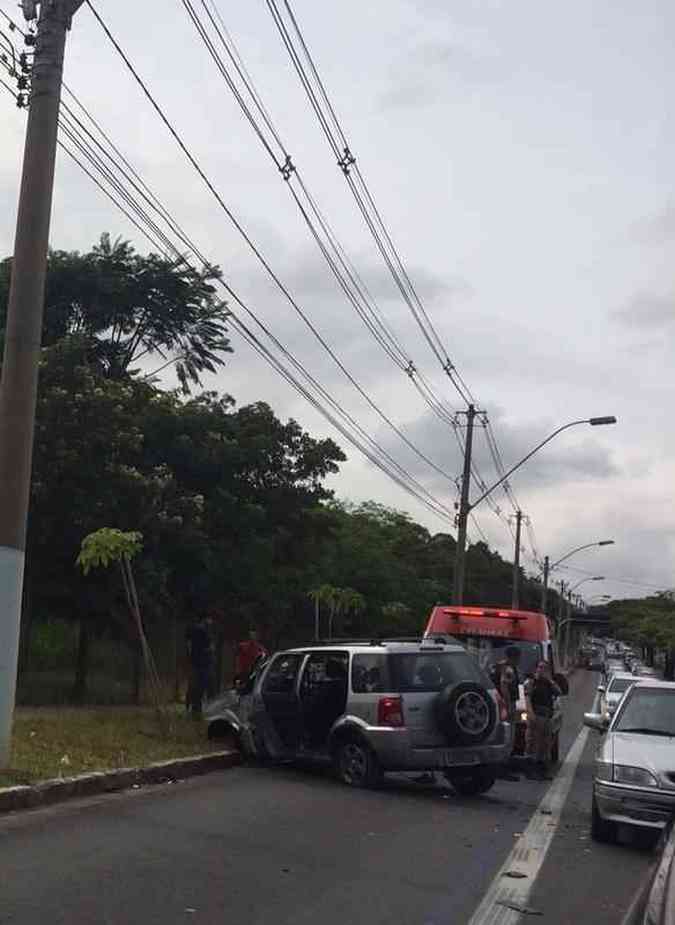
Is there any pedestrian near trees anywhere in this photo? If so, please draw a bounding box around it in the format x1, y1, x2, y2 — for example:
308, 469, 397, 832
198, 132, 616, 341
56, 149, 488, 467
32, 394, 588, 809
185, 615, 214, 718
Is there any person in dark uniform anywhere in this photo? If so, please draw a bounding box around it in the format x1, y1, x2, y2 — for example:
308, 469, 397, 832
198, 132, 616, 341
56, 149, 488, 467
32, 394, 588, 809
524, 661, 561, 779
185, 615, 214, 718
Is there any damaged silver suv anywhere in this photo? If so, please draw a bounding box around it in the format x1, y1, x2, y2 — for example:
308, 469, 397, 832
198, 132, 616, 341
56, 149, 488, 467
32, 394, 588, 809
206, 637, 512, 794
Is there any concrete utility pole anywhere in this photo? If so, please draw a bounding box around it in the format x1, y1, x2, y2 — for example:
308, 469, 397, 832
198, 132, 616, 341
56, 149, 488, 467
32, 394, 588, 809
452, 404, 479, 605
511, 510, 523, 609
540, 555, 550, 614
0, 0, 83, 765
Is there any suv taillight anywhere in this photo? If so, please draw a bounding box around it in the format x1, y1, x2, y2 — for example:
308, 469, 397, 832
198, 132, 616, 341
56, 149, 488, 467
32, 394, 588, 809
496, 691, 508, 723
377, 696, 404, 727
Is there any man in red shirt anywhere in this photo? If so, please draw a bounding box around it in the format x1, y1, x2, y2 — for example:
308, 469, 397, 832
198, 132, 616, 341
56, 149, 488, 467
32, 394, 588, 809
235, 630, 268, 685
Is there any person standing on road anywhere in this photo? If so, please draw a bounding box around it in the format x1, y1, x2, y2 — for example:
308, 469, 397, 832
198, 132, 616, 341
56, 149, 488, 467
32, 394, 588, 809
185, 615, 214, 718
492, 646, 522, 782
499, 646, 522, 722
524, 661, 561, 779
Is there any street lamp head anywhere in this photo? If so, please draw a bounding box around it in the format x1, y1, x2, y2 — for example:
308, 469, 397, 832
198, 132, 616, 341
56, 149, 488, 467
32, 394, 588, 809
598, 540, 614, 546
589, 416, 617, 426
591, 576, 604, 581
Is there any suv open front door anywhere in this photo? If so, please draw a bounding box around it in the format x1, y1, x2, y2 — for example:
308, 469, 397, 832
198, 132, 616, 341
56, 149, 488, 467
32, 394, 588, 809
260, 653, 305, 751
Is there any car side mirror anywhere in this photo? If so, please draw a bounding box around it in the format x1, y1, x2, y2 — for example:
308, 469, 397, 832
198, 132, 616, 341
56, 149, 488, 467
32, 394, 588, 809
554, 673, 569, 696
584, 712, 608, 733
597, 686, 606, 694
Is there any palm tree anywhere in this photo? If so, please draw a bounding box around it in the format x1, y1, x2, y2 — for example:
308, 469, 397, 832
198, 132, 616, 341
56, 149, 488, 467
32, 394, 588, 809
308, 584, 337, 640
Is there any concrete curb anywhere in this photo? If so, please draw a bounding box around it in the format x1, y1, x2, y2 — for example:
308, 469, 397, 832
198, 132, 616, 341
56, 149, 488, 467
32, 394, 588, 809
0, 749, 240, 815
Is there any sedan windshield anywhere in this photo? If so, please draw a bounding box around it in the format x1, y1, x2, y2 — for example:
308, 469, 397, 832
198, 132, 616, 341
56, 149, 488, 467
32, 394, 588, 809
608, 678, 634, 694
614, 689, 675, 736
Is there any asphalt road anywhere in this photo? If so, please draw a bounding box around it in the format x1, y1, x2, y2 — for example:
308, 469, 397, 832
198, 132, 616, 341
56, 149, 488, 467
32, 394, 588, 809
0, 670, 656, 925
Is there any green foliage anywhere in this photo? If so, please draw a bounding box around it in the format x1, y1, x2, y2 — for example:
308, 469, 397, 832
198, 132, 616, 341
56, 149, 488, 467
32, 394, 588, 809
4, 233, 561, 699
609, 593, 675, 651
0, 234, 231, 393
77, 529, 144, 575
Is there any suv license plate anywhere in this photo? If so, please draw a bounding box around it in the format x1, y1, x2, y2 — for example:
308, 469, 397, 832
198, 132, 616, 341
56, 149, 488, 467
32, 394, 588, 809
443, 751, 479, 767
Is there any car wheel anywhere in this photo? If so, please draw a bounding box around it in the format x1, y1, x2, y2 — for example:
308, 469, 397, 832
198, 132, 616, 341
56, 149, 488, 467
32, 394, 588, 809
335, 738, 382, 789
446, 767, 496, 797
551, 732, 560, 764
591, 795, 616, 843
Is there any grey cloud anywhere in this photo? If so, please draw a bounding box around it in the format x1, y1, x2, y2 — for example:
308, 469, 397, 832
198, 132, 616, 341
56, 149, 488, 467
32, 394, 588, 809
613, 291, 675, 328
379, 38, 506, 110
634, 203, 675, 246
284, 246, 471, 306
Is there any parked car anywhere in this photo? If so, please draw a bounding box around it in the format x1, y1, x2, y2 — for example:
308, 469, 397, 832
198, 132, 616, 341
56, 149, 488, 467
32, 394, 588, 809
588, 647, 604, 671
584, 679, 675, 842
622, 820, 675, 925
598, 671, 636, 719
604, 658, 626, 680
206, 638, 512, 793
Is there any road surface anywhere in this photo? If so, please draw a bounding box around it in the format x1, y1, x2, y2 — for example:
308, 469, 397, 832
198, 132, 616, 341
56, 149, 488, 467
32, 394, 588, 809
0, 670, 655, 924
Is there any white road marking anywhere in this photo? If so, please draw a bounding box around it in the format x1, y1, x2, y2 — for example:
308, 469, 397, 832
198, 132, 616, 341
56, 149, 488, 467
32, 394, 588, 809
467, 693, 598, 925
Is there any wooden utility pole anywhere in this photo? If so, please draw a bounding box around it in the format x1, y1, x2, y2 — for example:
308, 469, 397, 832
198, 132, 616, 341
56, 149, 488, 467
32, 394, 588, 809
452, 404, 476, 605
511, 510, 523, 609
0, 0, 83, 765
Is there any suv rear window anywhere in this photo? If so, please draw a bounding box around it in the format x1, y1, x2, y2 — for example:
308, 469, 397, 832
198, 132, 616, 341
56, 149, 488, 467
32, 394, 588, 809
352, 654, 390, 693
390, 652, 491, 692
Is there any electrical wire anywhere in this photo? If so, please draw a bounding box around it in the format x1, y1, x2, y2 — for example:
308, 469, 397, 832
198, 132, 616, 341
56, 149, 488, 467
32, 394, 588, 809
261, 0, 542, 548
178, 0, 468, 485
0, 51, 459, 526
85, 1, 462, 496
265, 0, 474, 404
183, 0, 527, 553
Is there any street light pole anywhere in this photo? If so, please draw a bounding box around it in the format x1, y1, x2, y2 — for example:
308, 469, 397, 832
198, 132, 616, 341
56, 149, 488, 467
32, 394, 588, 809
540, 539, 614, 615
0, 0, 84, 766
559, 576, 604, 667
452, 415, 616, 606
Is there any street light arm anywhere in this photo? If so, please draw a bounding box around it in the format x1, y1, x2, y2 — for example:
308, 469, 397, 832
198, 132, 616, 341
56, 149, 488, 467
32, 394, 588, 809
468, 420, 589, 512
552, 543, 611, 570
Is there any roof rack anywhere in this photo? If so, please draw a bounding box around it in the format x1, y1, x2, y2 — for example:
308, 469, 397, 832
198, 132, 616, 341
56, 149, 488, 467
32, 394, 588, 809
301, 635, 456, 647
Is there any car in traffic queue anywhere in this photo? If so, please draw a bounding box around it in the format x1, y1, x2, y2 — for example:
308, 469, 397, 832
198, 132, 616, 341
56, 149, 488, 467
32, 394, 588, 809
584, 679, 675, 843
423, 605, 568, 762
205, 637, 513, 794
634, 665, 661, 679
622, 820, 675, 925
598, 671, 637, 719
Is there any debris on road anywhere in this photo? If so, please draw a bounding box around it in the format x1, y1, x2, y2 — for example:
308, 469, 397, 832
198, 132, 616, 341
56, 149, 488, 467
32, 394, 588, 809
496, 899, 543, 915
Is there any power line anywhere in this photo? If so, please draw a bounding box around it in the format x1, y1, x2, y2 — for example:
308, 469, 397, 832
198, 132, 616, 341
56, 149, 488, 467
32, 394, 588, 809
0, 48, 459, 527
85, 1, 461, 498
265, 0, 473, 405
557, 564, 668, 592
178, 0, 467, 484
260, 0, 535, 551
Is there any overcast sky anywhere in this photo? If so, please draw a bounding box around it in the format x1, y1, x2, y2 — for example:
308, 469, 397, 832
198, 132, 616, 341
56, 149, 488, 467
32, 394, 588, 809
1, 0, 673, 604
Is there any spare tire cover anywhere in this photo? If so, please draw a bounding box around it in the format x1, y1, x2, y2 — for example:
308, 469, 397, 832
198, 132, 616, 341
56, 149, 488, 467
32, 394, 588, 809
434, 681, 496, 746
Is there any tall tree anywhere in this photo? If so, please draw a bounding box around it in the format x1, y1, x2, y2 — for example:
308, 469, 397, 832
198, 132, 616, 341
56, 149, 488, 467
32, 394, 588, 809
0, 234, 231, 392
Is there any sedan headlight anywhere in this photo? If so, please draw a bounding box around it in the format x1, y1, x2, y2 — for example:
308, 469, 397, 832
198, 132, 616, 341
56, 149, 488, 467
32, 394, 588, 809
595, 760, 613, 782
520, 712, 528, 723
613, 765, 659, 788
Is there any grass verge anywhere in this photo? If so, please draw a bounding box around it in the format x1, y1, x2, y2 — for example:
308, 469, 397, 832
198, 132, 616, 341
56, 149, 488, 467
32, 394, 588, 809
2, 707, 220, 787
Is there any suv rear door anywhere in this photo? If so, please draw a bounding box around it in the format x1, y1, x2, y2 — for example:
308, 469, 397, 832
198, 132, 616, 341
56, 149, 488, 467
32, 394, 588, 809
390, 649, 493, 748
